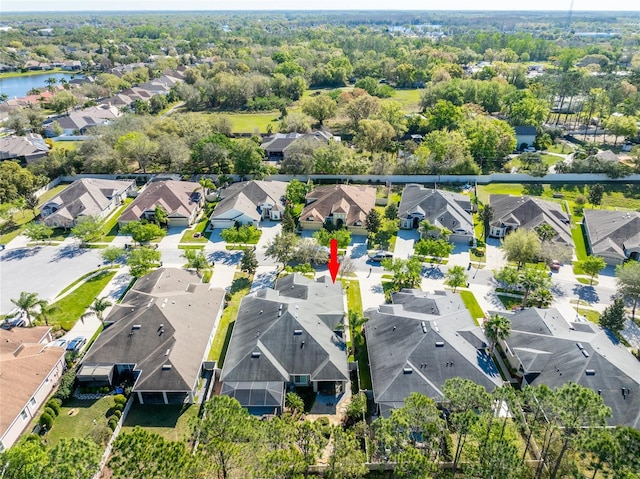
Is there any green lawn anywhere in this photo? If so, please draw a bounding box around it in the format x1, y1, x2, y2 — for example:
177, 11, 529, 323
459, 290, 486, 325
208, 272, 252, 366
571, 224, 589, 261
46, 396, 114, 446
100, 199, 133, 242
342, 279, 363, 316
180, 214, 211, 243
58, 267, 113, 296
476, 184, 524, 203
47, 270, 116, 331
51, 141, 81, 152
121, 403, 198, 442
218, 112, 280, 133
577, 277, 599, 286
497, 294, 523, 311
575, 308, 601, 324
545, 143, 574, 154
388, 89, 422, 113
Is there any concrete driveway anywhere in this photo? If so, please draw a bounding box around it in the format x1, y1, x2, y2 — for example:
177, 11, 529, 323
393, 229, 419, 260
0, 240, 102, 314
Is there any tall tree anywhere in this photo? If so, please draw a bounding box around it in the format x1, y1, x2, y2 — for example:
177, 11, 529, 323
232, 139, 266, 179
82, 296, 113, 327
580, 256, 606, 285
10, 291, 41, 327
265, 232, 299, 267
23, 222, 53, 243
365, 209, 381, 235
101, 246, 126, 266
301, 94, 337, 125
588, 184, 604, 207
121, 221, 166, 244
325, 427, 367, 479
71, 216, 103, 244
445, 265, 468, 292
182, 249, 211, 274
240, 248, 258, 275
501, 228, 542, 268
478, 204, 494, 240
381, 257, 423, 294
616, 261, 640, 319
37, 300, 59, 327
127, 247, 161, 277
599, 296, 627, 334
484, 313, 511, 354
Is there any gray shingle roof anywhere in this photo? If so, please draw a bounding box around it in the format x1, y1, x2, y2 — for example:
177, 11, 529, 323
398, 184, 473, 234
583, 209, 640, 260
497, 308, 640, 428
80, 269, 225, 394
211, 180, 287, 222
221, 274, 348, 406
365, 289, 502, 414
0, 134, 49, 161
489, 194, 572, 245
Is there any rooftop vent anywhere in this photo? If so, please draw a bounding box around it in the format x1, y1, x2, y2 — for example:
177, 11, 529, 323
582, 349, 590, 358
165, 349, 170, 356
251, 351, 261, 358
576, 342, 584, 350
421, 321, 427, 334
435, 341, 445, 347
132, 324, 141, 330
293, 330, 303, 335
585, 369, 596, 376
403, 367, 413, 374
162, 364, 172, 370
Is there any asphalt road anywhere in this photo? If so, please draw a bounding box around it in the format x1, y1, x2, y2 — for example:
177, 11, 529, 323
0, 243, 102, 314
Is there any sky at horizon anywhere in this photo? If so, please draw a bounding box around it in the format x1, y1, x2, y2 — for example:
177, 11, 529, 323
1, 0, 639, 12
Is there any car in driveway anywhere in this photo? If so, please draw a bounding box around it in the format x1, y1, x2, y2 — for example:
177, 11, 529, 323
368, 251, 393, 262
1, 312, 25, 329
550, 260, 562, 271
66, 336, 86, 352
49, 338, 68, 349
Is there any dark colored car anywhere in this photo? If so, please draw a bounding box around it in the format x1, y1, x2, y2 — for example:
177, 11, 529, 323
368, 251, 393, 262
66, 336, 86, 352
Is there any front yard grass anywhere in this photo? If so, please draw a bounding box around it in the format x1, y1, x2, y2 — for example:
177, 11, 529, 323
574, 307, 601, 324
180, 213, 211, 243
121, 403, 198, 442
46, 396, 113, 446
48, 270, 116, 331
208, 272, 252, 366
459, 290, 485, 325
497, 294, 523, 311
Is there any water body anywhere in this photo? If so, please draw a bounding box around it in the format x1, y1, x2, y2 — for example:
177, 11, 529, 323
0, 72, 83, 100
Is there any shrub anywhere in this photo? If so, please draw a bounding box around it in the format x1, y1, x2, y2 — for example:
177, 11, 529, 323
100, 386, 110, 394
113, 394, 127, 405
112, 409, 122, 420
53, 368, 77, 402
44, 407, 57, 419
46, 399, 61, 416
114, 403, 124, 412
315, 417, 330, 427
202, 270, 212, 283
107, 417, 118, 431
39, 412, 54, 430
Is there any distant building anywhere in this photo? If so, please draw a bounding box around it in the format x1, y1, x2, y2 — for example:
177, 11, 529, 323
260, 131, 337, 161
514, 126, 536, 150
0, 134, 50, 164
583, 210, 640, 264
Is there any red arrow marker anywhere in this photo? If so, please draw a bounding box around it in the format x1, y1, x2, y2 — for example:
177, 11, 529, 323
328, 238, 340, 283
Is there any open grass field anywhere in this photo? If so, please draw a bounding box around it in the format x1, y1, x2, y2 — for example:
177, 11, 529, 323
121, 403, 198, 442
545, 143, 574, 154
51, 141, 81, 152
48, 270, 116, 330
387, 89, 422, 113
218, 112, 280, 134
47, 396, 113, 446
208, 272, 252, 366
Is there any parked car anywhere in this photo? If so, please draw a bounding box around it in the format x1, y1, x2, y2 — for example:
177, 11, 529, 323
66, 336, 86, 352
368, 251, 393, 262
550, 260, 562, 271
1, 313, 25, 329
49, 338, 68, 348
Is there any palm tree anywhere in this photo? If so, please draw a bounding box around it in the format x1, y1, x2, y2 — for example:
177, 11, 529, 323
10, 292, 41, 327
439, 227, 452, 241
83, 297, 113, 327
199, 178, 216, 195
484, 314, 511, 355
37, 300, 59, 326
478, 205, 494, 240
419, 220, 438, 239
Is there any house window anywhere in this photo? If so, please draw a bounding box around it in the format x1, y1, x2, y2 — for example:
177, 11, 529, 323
291, 375, 310, 386
29, 398, 36, 406
21, 410, 27, 420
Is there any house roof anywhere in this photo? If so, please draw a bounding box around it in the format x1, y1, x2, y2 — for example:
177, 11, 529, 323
365, 289, 502, 414
498, 307, 640, 428
0, 134, 49, 161
300, 185, 376, 228
119, 181, 202, 223
79, 268, 225, 393
55, 104, 120, 132
221, 274, 348, 388
584, 210, 640, 260
260, 131, 333, 154
0, 327, 65, 441
398, 184, 473, 234
514, 126, 537, 136
489, 194, 573, 245
42, 178, 135, 227
211, 181, 287, 222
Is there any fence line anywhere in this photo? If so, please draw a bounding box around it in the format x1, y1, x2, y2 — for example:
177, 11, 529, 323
93, 396, 134, 479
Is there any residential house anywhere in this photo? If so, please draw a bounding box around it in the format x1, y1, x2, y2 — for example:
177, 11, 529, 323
0, 134, 50, 164
208, 180, 287, 229
514, 126, 537, 149
398, 184, 474, 242
41, 178, 136, 228
77, 268, 225, 405
221, 274, 349, 415
298, 184, 376, 235
0, 327, 66, 450
49, 104, 121, 136
62, 60, 82, 71
488, 194, 572, 245
365, 289, 502, 416
497, 308, 640, 428
118, 180, 203, 227
583, 210, 640, 264
260, 131, 337, 161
